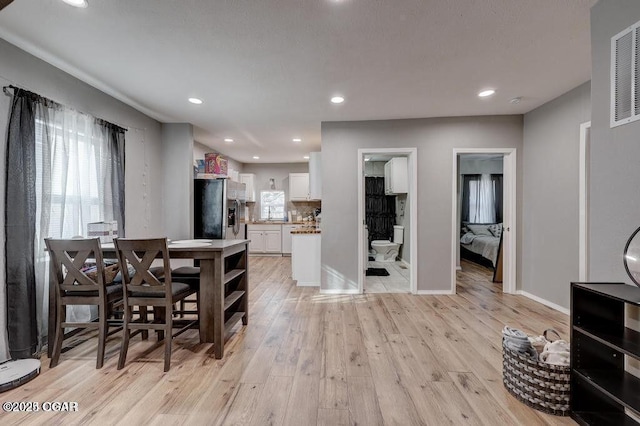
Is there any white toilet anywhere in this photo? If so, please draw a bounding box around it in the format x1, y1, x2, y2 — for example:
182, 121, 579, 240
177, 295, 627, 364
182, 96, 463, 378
371, 225, 404, 262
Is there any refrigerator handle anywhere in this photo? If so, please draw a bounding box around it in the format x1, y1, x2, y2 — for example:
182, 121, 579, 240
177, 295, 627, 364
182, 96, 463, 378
233, 199, 240, 236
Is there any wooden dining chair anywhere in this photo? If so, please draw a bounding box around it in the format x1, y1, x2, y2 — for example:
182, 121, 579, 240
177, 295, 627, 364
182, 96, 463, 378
171, 265, 200, 317
114, 238, 198, 372
45, 238, 123, 369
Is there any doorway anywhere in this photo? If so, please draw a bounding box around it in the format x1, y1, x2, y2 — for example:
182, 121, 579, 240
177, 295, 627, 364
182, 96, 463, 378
357, 148, 417, 294
579, 121, 590, 281
451, 148, 517, 294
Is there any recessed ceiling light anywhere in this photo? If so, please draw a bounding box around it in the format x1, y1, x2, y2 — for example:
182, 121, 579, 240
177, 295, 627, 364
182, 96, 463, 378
188, 97, 203, 104
293, 138, 302, 142
252, 156, 260, 160
62, 0, 88, 7
478, 89, 495, 98
224, 138, 234, 143
331, 96, 345, 104
509, 97, 522, 104
303, 155, 310, 160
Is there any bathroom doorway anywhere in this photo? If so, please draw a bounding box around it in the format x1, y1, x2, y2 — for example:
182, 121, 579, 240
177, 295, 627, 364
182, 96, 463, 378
357, 148, 417, 294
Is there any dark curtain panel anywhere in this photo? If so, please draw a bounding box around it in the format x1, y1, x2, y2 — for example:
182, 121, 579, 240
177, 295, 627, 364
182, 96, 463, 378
101, 120, 126, 237
492, 174, 503, 223
5, 89, 38, 359
365, 177, 396, 246
461, 174, 480, 223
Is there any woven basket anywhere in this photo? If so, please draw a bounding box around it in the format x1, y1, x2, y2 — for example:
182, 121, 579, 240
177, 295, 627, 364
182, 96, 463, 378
502, 332, 570, 416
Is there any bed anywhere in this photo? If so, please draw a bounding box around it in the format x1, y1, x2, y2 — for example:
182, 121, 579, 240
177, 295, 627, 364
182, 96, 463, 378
460, 223, 503, 270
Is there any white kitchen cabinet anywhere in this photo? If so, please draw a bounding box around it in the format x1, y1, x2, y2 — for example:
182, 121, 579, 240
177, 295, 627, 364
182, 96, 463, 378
239, 173, 256, 202
247, 224, 282, 254
309, 152, 321, 200
247, 230, 265, 252
384, 157, 408, 195
289, 173, 310, 201
264, 231, 282, 252
281, 224, 297, 255
291, 233, 321, 286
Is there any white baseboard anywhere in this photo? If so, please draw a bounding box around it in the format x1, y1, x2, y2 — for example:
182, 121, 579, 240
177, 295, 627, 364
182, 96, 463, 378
415, 289, 455, 295
320, 288, 360, 294
456, 265, 462, 271
296, 282, 320, 287
399, 258, 410, 268
517, 290, 569, 315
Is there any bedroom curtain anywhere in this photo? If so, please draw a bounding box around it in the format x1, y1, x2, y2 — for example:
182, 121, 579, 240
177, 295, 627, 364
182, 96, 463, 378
365, 177, 396, 244
3, 86, 126, 359
462, 173, 503, 224
491, 174, 503, 223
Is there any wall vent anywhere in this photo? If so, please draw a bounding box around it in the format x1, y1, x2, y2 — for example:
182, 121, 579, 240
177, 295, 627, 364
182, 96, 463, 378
611, 20, 640, 127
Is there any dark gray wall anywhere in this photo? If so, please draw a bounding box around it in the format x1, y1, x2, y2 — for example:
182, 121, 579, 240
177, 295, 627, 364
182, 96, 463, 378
321, 116, 523, 292
522, 82, 591, 308
590, 0, 640, 282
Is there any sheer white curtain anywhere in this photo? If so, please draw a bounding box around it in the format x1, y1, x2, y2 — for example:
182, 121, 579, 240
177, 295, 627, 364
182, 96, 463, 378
33, 107, 117, 347
469, 174, 496, 223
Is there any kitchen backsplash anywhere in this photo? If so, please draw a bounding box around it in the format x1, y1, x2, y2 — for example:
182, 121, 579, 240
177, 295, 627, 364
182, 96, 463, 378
246, 200, 321, 222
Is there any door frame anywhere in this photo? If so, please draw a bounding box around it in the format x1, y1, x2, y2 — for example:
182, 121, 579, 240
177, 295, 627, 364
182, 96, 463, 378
579, 121, 591, 281
357, 148, 418, 294
451, 148, 517, 294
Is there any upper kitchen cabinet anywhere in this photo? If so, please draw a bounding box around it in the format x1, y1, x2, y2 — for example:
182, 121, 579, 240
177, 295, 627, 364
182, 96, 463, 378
289, 173, 310, 201
309, 152, 321, 200
239, 173, 256, 202
384, 157, 408, 195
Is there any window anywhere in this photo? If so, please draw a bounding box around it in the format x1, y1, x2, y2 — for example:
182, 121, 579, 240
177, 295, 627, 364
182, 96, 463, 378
462, 174, 503, 224
260, 190, 285, 220
35, 110, 116, 238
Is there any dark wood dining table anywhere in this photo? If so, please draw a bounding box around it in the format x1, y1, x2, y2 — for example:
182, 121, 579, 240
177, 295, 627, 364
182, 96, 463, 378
47, 239, 250, 360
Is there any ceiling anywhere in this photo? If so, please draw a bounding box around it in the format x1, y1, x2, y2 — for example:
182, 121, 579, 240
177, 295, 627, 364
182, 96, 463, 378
0, 0, 596, 163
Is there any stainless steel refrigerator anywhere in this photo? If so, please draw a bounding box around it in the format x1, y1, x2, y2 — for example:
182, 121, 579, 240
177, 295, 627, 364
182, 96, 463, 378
194, 178, 246, 239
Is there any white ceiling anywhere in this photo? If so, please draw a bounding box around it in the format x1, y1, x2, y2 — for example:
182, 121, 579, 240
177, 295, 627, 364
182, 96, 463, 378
0, 0, 596, 163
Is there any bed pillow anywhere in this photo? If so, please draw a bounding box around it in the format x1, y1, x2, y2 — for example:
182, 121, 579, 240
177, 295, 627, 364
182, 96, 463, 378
466, 224, 493, 236
460, 232, 476, 244
488, 223, 503, 238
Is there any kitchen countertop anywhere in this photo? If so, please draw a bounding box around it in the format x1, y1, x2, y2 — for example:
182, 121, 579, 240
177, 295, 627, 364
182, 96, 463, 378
291, 229, 321, 234
245, 221, 316, 225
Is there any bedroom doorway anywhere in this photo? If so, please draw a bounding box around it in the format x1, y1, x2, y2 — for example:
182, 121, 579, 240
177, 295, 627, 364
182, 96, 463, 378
451, 148, 517, 294
357, 148, 418, 294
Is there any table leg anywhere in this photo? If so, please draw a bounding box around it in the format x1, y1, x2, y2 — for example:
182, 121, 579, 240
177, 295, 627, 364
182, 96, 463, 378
47, 259, 56, 358
198, 259, 215, 343
213, 252, 224, 359
198, 253, 225, 359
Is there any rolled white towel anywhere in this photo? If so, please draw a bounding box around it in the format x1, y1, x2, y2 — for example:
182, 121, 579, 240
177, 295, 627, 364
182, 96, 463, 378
540, 339, 570, 366
540, 351, 570, 366
543, 339, 570, 354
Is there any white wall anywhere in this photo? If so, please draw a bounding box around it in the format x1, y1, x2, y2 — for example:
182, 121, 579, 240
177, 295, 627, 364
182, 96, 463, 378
589, 0, 640, 283
0, 38, 164, 361
522, 82, 591, 308
321, 116, 523, 292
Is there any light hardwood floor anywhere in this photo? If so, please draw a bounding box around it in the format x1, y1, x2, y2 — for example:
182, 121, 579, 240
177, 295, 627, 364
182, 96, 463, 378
2, 257, 574, 425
